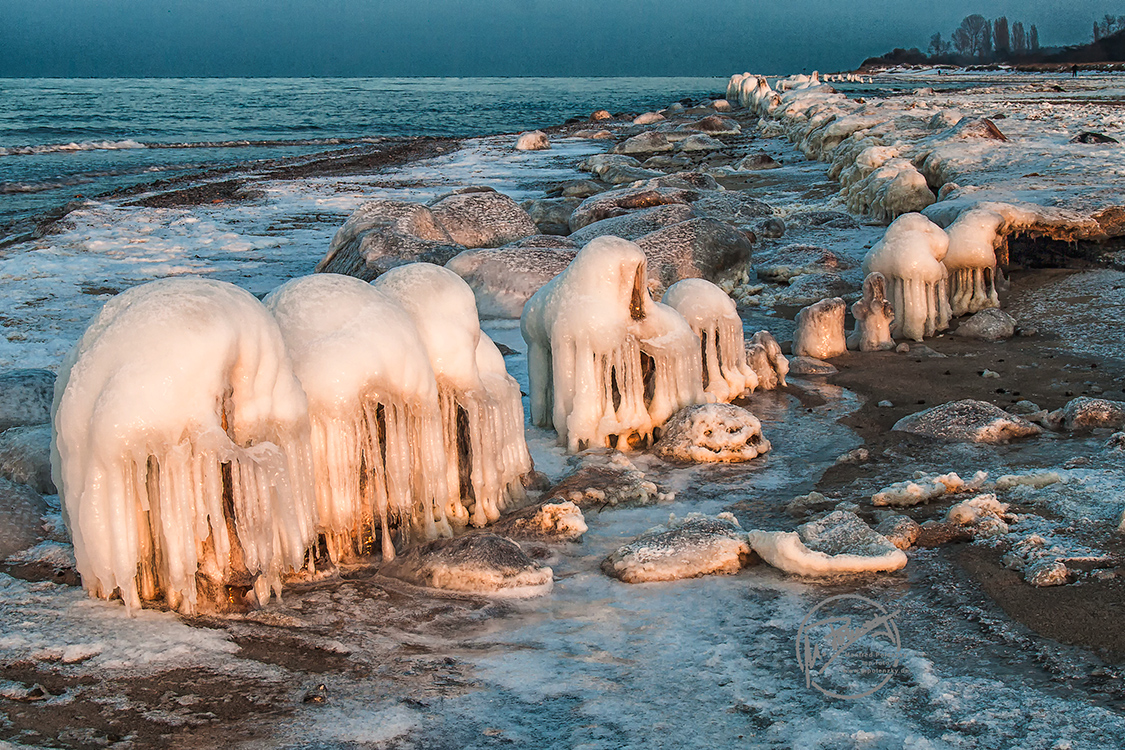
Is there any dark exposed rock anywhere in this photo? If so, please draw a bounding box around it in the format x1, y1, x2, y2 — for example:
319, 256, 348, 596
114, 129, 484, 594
568, 203, 697, 244
636, 218, 755, 293
0, 369, 55, 433
568, 186, 699, 231
892, 399, 1042, 443
1070, 131, 1119, 144
754, 244, 854, 283
691, 190, 776, 224
522, 198, 581, 236
0, 425, 54, 495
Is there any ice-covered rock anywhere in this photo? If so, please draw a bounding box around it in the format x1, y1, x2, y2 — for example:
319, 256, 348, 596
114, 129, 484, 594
445, 242, 577, 319
862, 213, 951, 341
954, 308, 1016, 342
679, 134, 725, 152
1048, 397, 1125, 432
848, 272, 896, 351
793, 297, 847, 360
428, 189, 538, 248
53, 277, 317, 614
521, 236, 705, 452
568, 204, 696, 245
515, 130, 550, 151
568, 186, 698, 231
578, 153, 642, 178
893, 399, 1041, 443
317, 199, 462, 280
487, 501, 587, 542
635, 218, 754, 295
947, 494, 1013, 537
0, 369, 55, 432
601, 513, 753, 583
265, 274, 451, 561
544, 449, 671, 508
875, 514, 920, 550
745, 331, 789, 391
1001, 533, 1073, 586
748, 511, 907, 576
522, 197, 580, 236
787, 356, 838, 376
655, 404, 771, 463
0, 476, 47, 561
373, 264, 533, 527
754, 244, 852, 284
944, 208, 1002, 316
662, 278, 757, 400
0, 424, 54, 495
379, 534, 553, 596
871, 470, 988, 507
612, 132, 674, 154
633, 111, 665, 125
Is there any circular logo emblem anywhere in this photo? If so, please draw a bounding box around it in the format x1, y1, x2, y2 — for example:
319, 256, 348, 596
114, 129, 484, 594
795, 594, 903, 700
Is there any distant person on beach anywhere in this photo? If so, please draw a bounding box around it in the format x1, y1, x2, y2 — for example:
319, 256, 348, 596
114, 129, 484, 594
1072, 65, 1079, 77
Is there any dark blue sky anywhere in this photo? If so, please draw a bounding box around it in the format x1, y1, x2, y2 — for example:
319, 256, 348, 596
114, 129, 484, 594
0, 0, 1116, 77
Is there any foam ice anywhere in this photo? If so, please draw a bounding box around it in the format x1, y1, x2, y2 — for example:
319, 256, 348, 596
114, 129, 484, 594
862, 213, 952, 341
521, 236, 705, 453
372, 263, 532, 527
745, 331, 789, 391
52, 277, 317, 614
871, 470, 989, 507
944, 208, 1002, 316
662, 278, 757, 400
265, 274, 451, 561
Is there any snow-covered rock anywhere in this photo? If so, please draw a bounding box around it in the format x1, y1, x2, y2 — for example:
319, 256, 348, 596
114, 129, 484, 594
871, 470, 988, 507
379, 534, 553, 597
427, 188, 538, 248
748, 511, 907, 576
946, 494, 1013, 537
892, 399, 1042, 443
875, 514, 921, 550
745, 331, 789, 391
954, 308, 1016, 342
602, 512, 753, 583
544, 450, 671, 508
487, 501, 587, 542
515, 130, 550, 151
655, 404, 771, 463
0, 424, 54, 495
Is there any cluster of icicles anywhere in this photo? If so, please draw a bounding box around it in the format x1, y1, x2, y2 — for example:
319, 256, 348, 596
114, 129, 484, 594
52, 266, 532, 615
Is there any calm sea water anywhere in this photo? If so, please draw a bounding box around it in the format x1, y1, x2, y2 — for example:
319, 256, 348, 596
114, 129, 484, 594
0, 77, 724, 233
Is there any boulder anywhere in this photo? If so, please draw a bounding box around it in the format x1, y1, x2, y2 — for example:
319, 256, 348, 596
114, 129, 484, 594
601, 513, 754, 583
0, 370, 54, 433
875, 515, 921, 550
691, 191, 776, 224
428, 190, 538, 248
0, 425, 54, 495
747, 511, 907, 576
633, 112, 665, 125
1049, 397, 1125, 432
599, 164, 666, 185
654, 404, 771, 463
642, 155, 693, 171
636, 218, 755, 294
787, 210, 859, 229
681, 116, 741, 135
754, 244, 854, 284
522, 197, 580, 236
568, 204, 696, 244
0, 476, 47, 561
612, 132, 674, 154
679, 134, 725, 152
546, 179, 604, 199
379, 534, 553, 596
788, 356, 838, 376
578, 153, 642, 178
568, 186, 699, 231
487, 501, 587, 542
445, 242, 576, 319
515, 130, 550, 151
768, 273, 857, 307
734, 152, 781, 171
893, 399, 1042, 443
544, 450, 672, 509
1070, 131, 1119, 144
953, 308, 1016, 342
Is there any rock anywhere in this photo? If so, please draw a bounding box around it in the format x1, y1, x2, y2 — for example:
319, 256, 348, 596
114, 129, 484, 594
568, 186, 698, 231
599, 164, 666, 185
522, 197, 580, 236
601, 513, 754, 583
0, 370, 55, 433
1025, 561, 1070, 587
572, 129, 613, 139
639, 172, 721, 191
578, 153, 643, 178
428, 190, 538, 248
949, 117, 1008, 141
642, 154, 693, 171
871, 470, 987, 507
0, 425, 54, 495
1070, 131, 1119, 144
878, 400, 894, 408
679, 134, 726, 152
875, 515, 920, 550
788, 356, 838, 376
633, 112, 665, 125
544, 450, 672, 509
1108, 431, 1125, 449
915, 520, 975, 547
316, 200, 463, 280
756, 218, 786, 238
711, 99, 732, 112
612, 132, 674, 154
734, 152, 781, 171
654, 404, 771, 463
1049, 397, 1125, 432
753, 244, 853, 283
682, 115, 741, 135
590, 109, 613, 121
445, 243, 576, 319
691, 191, 775, 224
788, 210, 859, 229
893, 399, 1042, 443
1001, 533, 1073, 587
953, 308, 1016, 342
946, 493, 1013, 537
635, 218, 755, 294
769, 273, 857, 307
793, 298, 847, 360
546, 179, 604, 199
379, 534, 553, 596
1007, 399, 1042, 415
515, 130, 550, 151
0, 476, 47, 561
799, 511, 901, 558
568, 204, 696, 245
487, 501, 587, 542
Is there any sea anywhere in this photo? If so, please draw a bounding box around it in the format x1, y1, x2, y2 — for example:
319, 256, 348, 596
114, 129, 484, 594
0, 76, 727, 236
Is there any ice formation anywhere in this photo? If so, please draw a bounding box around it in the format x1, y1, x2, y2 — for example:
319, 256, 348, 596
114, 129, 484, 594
372, 263, 532, 527
744, 331, 789, 390
488, 500, 588, 542
654, 404, 771, 463
662, 278, 757, 400
871, 471, 989, 507
601, 513, 753, 583
52, 277, 317, 614
521, 236, 705, 453
946, 494, 1013, 537
792, 297, 847, 359
848, 272, 896, 351
862, 213, 952, 341
747, 517, 907, 576
265, 274, 450, 561
944, 208, 1002, 316
544, 449, 672, 508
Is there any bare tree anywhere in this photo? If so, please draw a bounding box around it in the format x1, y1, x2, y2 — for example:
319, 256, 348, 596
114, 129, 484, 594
994, 16, 1010, 55
1011, 21, 1027, 53
954, 15, 991, 58
1029, 25, 1039, 51
929, 32, 945, 56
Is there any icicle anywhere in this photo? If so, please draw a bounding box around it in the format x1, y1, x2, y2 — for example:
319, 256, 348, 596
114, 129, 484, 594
945, 208, 1002, 316
862, 213, 951, 342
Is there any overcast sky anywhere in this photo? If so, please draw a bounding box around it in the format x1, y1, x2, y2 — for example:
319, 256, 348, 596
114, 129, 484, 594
1, 0, 1118, 77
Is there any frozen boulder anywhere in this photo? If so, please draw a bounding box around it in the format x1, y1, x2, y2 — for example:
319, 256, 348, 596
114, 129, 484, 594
522, 197, 580, 236
944, 208, 1002, 316
893, 399, 1041, 443
862, 213, 951, 341
602, 513, 754, 583
734, 152, 781, 171
663, 278, 758, 400
612, 132, 674, 154
954, 308, 1016, 342
446, 242, 577, 319
636, 218, 755, 294
748, 511, 907, 576
691, 191, 775, 224
875, 514, 921, 550
655, 404, 770, 463
379, 534, 553, 597
317, 199, 462, 280
428, 189, 538, 248
0, 476, 47, 561
948, 117, 1008, 141
515, 130, 550, 151
848, 272, 896, 352
745, 331, 789, 391
679, 134, 725, 152
578, 153, 643, 177
1048, 397, 1125, 432
1002, 534, 1071, 587
488, 501, 587, 542
568, 203, 696, 245
754, 245, 853, 284
544, 450, 672, 509
568, 186, 699, 231
0, 369, 55, 432
0, 424, 54, 495
633, 111, 665, 125
946, 494, 1013, 537
793, 298, 847, 360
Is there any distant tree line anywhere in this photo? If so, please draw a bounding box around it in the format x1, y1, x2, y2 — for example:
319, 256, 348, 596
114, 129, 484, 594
926, 15, 1039, 62
1093, 15, 1125, 41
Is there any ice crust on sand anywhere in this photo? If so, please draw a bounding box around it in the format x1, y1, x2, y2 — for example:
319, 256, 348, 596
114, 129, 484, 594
862, 213, 951, 342
602, 513, 753, 583
521, 237, 704, 453
373, 264, 533, 528
747, 511, 907, 576
52, 277, 317, 614
378, 533, 553, 597
655, 404, 771, 463
662, 278, 757, 401
265, 274, 451, 561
